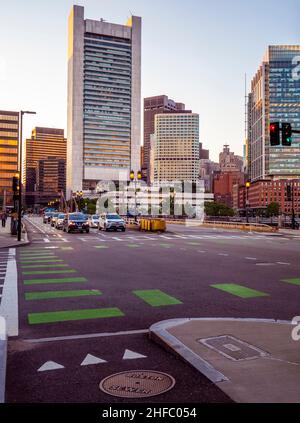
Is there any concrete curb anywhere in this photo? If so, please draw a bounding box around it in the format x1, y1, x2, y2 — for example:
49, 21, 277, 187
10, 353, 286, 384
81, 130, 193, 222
149, 317, 292, 386
0, 316, 7, 403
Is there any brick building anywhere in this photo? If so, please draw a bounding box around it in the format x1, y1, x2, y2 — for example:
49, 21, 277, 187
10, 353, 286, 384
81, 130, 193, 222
213, 171, 245, 208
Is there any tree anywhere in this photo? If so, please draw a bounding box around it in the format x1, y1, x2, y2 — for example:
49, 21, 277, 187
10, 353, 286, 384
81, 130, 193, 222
204, 201, 235, 217
266, 202, 280, 218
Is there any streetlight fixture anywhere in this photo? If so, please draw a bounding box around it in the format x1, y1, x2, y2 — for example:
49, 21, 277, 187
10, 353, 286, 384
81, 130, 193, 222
129, 170, 142, 222
245, 181, 251, 224
18, 110, 36, 241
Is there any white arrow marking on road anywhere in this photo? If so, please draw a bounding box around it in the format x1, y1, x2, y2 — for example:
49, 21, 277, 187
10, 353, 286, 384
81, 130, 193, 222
81, 354, 107, 366
122, 349, 147, 360
38, 361, 65, 372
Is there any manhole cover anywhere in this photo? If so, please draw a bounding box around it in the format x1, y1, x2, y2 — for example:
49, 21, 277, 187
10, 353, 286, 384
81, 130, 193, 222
99, 370, 175, 398
198, 335, 268, 361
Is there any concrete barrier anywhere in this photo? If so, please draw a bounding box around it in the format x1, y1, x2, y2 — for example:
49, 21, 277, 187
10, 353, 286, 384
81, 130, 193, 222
166, 219, 277, 233
0, 316, 7, 403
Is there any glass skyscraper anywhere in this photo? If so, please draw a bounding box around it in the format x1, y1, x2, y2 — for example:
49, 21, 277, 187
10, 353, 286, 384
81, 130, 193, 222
248, 45, 300, 181
67, 5, 141, 195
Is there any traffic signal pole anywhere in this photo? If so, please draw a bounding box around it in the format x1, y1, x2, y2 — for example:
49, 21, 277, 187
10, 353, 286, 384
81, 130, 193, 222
17, 112, 23, 242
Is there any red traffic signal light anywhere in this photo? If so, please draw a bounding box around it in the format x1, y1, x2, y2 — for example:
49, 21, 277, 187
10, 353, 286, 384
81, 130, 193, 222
270, 122, 280, 146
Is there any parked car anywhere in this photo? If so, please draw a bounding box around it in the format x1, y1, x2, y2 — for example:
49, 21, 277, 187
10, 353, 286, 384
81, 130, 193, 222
63, 213, 90, 233
50, 212, 60, 227
43, 212, 54, 224
55, 213, 66, 230
88, 214, 100, 228
98, 213, 126, 232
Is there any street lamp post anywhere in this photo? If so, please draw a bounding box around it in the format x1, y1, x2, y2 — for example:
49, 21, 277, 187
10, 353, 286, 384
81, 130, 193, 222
129, 170, 142, 222
245, 181, 251, 224
18, 110, 36, 241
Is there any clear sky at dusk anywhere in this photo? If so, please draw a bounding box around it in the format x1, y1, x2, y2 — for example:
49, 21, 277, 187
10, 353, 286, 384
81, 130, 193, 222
0, 0, 299, 161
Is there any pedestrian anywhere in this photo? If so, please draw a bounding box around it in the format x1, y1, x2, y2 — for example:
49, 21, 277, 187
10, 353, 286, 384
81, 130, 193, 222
1, 211, 7, 228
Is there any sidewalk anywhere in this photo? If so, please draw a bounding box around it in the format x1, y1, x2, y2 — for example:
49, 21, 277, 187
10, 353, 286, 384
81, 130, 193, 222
0, 217, 28, 249
150, 318, 300, 403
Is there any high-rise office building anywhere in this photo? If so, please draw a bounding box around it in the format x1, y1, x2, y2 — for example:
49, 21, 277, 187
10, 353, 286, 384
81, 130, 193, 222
25, 127, 67, 206
0, 110, 19, 207
143, 95, 187, 180
248, 45, 300, 182
37, 157, 66, 205
67, 5, 141, 195
219, 145, 243, 172
153, 113, 200, 183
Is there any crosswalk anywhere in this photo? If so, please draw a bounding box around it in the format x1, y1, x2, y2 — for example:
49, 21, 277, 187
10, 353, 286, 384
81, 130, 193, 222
30, 232, 270, 245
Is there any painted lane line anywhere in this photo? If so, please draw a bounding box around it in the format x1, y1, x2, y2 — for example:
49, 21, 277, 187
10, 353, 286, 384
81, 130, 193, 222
43, 238, 50, 243
255, 263, 276, 266
245, 257, 257, 260
25, 329, 149, 344
28, 307, 125, 324
0, 248, 18, 336
218, 253, 229, 257
277, 262, 291, 265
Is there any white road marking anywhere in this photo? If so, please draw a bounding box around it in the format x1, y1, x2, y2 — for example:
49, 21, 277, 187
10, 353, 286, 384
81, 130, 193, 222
256, 263, 275, 266
0, 248, 18, 336
245, 257, 257, 260
38, 361, 65, 372
122, 349, 147, 360
277, 262, 291, 265
197, 250, 206, 253
43, 238, 50, 243
81, 354, 107, 366
26, 329, 149, 344
218, 253, 229, 256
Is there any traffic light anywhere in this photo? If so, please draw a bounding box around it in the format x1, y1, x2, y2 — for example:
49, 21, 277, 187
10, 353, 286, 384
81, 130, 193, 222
287, 184, 292, 202
12, 175, 19, 194
282, 123, 292, 146
270, 122, 280, 146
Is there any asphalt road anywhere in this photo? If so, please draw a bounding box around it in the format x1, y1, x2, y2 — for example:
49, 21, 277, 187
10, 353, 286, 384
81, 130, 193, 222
5, 217, 300, 403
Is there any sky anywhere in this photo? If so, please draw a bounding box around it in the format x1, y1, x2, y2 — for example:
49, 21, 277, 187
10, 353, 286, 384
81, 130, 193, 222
0, 0, 299, 161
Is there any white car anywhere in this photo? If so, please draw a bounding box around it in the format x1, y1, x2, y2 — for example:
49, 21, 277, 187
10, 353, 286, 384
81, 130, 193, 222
89, 214, 100, 228
55, 213, 66, 230
98, 213, 126, 232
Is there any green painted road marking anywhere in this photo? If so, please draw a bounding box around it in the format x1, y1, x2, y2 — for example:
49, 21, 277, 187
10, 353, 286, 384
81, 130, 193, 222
20, 259, 63, 263
133, 289, 182, 307
127, 244, 140, 248
281, 278, 300, 286
28, 307, 124, 324
160, 244, 172, 248
95, 245, 109, 249
25, 289, 102, 300
24, 277, 87, 285
22, 269, 76, 275
211, 284, 269, 299
21, 264, 69, 269
20, 254, 56, 258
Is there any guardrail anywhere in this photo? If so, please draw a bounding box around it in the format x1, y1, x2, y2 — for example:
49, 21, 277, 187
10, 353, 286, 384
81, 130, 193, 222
0, 316, 7, 403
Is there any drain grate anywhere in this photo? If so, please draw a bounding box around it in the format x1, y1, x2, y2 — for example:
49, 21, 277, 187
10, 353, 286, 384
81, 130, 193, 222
100, 370, 175, 398
198, 335, 268, 361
